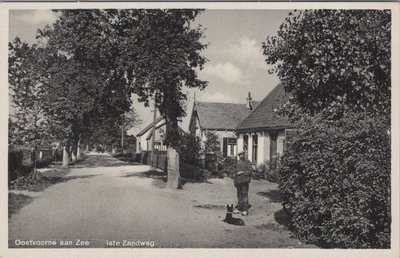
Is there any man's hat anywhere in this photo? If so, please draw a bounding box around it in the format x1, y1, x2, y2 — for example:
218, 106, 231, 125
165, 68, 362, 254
238, 151, 245, 155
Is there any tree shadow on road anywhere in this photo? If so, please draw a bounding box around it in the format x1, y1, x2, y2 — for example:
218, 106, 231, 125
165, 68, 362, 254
120, 172, 149, 178
256, 189, 282, 203
120, 170, 168, 189
256, 190, 290, 227
60, 175, 98, 182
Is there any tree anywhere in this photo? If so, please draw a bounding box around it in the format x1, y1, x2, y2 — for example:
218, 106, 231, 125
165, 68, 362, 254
177, 133, 202, 166
119, 107, 142, 154
202, 131, 221, 158
120, 10, 208, 188
263, 10, 390, 118
119, 10, 208, 147
42, 55, 104, 166
262, 10, 391, 247
37, 10, 133, 164
9, 38, 51, 173
36, 9, 208, 188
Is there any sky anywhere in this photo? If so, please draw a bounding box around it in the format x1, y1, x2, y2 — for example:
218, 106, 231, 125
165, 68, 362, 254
9, 9, 290, 135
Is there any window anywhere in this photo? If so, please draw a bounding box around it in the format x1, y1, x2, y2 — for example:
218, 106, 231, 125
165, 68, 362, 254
223, 137, 237, 157
243, 135, 249, 157
269, 131, 278, 169
252, 135, 258, 163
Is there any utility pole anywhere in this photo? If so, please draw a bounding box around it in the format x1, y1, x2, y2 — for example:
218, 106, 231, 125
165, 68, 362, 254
150, 101, 157, 166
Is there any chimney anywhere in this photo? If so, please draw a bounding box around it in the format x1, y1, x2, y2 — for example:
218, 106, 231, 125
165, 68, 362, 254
246, 92, 253, 110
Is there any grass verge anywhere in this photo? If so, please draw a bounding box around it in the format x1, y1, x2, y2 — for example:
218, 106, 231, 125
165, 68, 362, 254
8, 193, 34, 218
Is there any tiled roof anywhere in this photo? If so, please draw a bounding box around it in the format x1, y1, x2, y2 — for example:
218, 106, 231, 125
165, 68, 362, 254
251, 100, 260, 110
195, 102, 251, 131
136, 117, 163, 137
236, 84, 290, 132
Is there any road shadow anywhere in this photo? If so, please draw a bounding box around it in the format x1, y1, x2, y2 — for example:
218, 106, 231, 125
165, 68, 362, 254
73, 158, 140, 168
274, 207, 290, 227
256, 190, 290, 227
193, 204, 226, 210
120, 172, 149, 178
256, 189, 282, 203
120, 170, 168, 189
61, 175, 97, 181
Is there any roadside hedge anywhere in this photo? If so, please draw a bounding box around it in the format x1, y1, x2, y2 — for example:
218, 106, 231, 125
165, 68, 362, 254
8, 150, 24, 181
279, 112, 390, 248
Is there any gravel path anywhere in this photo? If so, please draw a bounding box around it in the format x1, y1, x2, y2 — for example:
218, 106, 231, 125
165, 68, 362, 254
9, 153, 312, 248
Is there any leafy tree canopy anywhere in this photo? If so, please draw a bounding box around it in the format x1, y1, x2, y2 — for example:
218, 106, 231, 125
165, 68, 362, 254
38, 9, 208, 147
263, 10, 390, 119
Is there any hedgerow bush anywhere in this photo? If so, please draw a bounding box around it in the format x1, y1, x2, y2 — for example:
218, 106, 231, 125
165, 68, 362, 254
8, 150, 24, 182
279, 112, 390, 248
177, 133, 202, 166
222, 156, 237, 178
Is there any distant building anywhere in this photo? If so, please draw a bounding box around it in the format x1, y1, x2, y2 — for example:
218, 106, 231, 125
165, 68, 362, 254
136, 117, 184, 153
189, 93, 259, 158
235, 83, 292, 165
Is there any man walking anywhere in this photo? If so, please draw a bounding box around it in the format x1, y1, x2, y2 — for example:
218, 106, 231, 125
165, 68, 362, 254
233, 151, 252, 216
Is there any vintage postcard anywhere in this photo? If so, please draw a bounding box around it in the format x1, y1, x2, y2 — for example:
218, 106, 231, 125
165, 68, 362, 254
0, 2, 399, 258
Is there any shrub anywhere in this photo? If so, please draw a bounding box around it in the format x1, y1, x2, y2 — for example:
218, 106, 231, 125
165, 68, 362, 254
36, 157, 54, 168
8, 150, 24, 182
179, 162, 210, 181
177, 133, 202, 166
279, 112, 390, 248
203, 131, 222, 160
222, 156, 237, 178
261, 160, 277, 182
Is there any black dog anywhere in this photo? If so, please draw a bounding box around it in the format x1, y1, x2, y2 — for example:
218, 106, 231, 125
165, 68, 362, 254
223, 204, 245, 226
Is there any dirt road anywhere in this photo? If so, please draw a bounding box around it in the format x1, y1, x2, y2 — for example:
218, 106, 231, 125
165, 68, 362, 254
9, 153, 311, 248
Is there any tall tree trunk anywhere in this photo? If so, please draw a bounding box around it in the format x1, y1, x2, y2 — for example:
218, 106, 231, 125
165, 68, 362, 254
112, 145, 116, 155
71, 148, 77, 162
62, 146, 69, 167
86, 144, 89, 152
167, 146, 180, 189
77, 142, 81, 160
150, 102, 157, 166
164, 116, 181, 189
68, 145, 73, 162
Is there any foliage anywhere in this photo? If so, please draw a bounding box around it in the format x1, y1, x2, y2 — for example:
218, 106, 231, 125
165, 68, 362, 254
8, 150, 24, 181
263, 9, 391, 248
37, 10, 133, 149
263, 10, 390, 118
222, 156, 237, 178
180, 162, 209, 181
177, 133, 202, 166
115, 9, 208, 146
8, 39, 51, 152
203, 131, 221, 158
37, 9, 207, 148
279, 112, 390, 248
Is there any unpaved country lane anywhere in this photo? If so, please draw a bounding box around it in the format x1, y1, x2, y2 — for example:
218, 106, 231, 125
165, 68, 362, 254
9, 153, 311, 248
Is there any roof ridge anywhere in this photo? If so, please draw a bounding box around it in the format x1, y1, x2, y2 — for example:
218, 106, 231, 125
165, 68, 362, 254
235, 83, 289, 131
136, 116, 164, 137
196, 101, 247, 105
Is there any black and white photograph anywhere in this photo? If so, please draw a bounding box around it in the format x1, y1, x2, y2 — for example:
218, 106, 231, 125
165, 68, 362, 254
2, 2, 399, 257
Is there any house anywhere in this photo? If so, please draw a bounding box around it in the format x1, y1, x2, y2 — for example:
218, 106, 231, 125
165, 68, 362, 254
136, 117, 165, 153
136, 116, 184, 153
189, 93, 259, 158
235, 83, 292, 166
